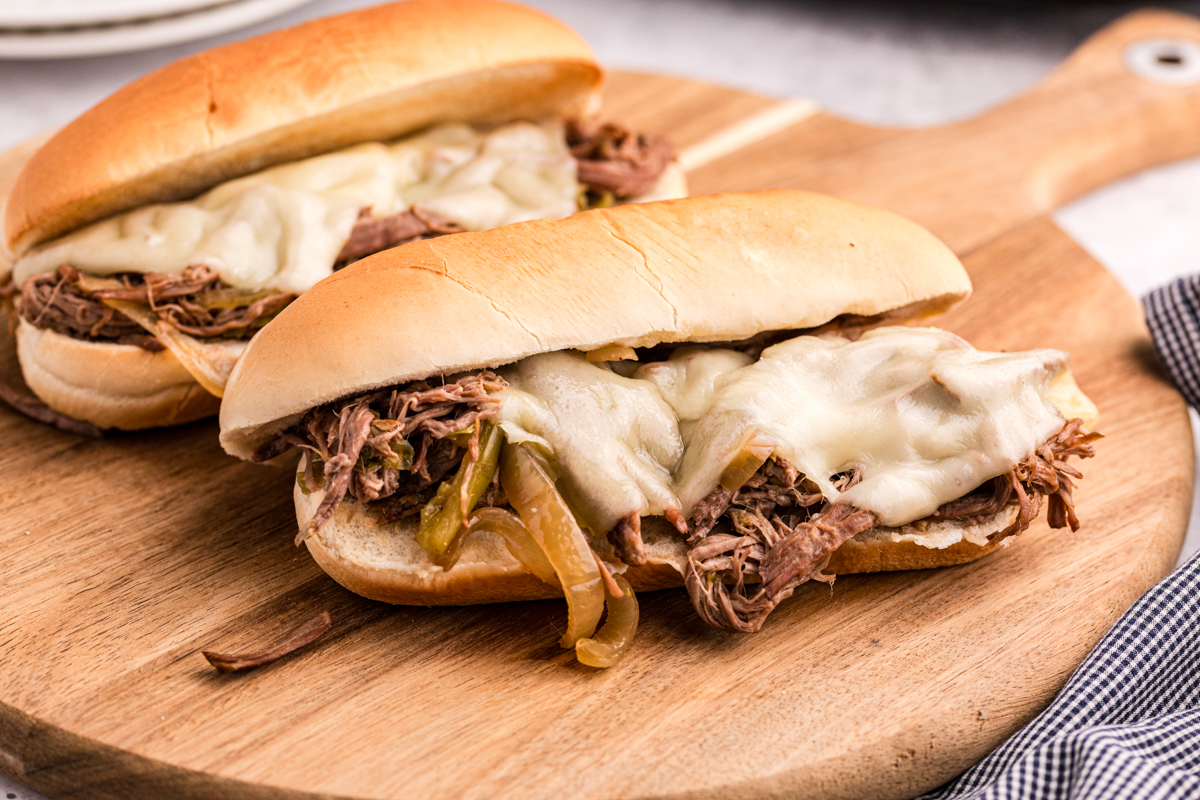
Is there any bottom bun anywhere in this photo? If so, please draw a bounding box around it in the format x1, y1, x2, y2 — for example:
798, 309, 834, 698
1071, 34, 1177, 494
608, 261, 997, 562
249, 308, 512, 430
298, 482, 1021, 606
823, 507, 1016, 573
16, 319, 224, 430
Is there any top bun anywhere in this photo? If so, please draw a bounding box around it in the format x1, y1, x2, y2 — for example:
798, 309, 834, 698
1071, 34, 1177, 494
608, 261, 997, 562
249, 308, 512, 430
3, 0, 600, 263
220, 190, 972, 459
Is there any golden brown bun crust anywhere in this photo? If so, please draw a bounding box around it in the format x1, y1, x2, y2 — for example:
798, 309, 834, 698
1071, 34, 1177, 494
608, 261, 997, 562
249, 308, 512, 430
4, 0, 599, 259
221, 190, 971, 459
823, 509, 1018, 574
826, 537, 1006, 573
298, 487, 1016, 606
16, 320, 221, 430
8, 182, 681, 433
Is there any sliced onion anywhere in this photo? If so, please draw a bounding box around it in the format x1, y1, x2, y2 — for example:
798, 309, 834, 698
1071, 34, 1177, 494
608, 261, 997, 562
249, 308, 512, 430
191, 287, 276, 310
718, 435, 776, 492
75, 274, 125, 292
500, 442, 604, 648
576, 574, 639, 668
450, 507, 560, 587
99, 298, 239, 397
584, 343, 638, 363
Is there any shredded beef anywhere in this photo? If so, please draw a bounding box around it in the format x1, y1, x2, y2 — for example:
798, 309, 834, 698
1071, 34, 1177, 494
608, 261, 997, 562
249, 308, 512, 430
479, 478, 509, 511
277, 372, 508, 544
156, 291, 296, 338
568, 120, 675, 200
684, 469, 864, 633
688, 486, 733, 541
370, 487, 439, 525
20, 267, 163, 350
0, 375, 104, 438
311, 403, 376, 542
930, 418, 1101, 535
759, 504, 880, 598
603, 505, 687, 568
202, 611, 332, 673
410, 435, 462, 489
88, 264, 225, 304
16, 205, 459, 350
335, 207, 463, 270
90, 265, 298, 339
19, 265, 296, 349
609, 512, 646, 567
689, 461, 829, 543
684, 419, 1099, 633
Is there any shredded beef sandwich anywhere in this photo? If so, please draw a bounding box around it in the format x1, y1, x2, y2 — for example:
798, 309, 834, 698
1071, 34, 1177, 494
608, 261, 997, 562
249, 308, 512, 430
2, 0, 688, 433
217, 190, 1100, 669
266, 367, 1098, 638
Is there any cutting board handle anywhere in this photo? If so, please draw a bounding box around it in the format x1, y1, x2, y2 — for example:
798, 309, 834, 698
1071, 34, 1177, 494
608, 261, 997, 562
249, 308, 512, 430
959, 9, 1200, 211
683, 9, 1200, 254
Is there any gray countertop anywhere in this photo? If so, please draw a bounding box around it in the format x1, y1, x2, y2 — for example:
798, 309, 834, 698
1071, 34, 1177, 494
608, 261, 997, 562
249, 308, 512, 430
3, 2, 1199, 797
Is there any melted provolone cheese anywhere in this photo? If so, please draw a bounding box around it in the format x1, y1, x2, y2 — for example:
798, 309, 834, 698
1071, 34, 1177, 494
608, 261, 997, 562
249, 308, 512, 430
496, 328, 1069, 534
675, 328, 1067, 524
495, 351, 684, 534
13, 121, 579, 293
633, 347, 753, 422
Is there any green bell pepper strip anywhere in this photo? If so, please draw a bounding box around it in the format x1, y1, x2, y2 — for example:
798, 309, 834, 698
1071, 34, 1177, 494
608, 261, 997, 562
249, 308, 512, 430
415, 422, 502, 559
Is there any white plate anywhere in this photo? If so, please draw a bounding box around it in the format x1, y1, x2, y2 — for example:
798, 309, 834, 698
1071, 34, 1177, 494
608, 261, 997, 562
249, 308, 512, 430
0, 0, 239, 29
0, 0, 315, 59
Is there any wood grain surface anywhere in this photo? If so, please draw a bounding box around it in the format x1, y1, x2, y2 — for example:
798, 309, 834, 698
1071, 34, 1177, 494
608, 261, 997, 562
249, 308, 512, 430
1, 9, 1197, 800
679, 9, 1200, 254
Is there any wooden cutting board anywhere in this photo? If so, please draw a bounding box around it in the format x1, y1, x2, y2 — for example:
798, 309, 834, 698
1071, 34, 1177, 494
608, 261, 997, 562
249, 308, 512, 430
2, 10, 1198, 800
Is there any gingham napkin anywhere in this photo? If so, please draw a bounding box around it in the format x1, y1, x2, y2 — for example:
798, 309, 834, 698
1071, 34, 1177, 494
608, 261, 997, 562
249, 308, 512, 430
1147, 276, 1200, 410
920, 283, 1200, 800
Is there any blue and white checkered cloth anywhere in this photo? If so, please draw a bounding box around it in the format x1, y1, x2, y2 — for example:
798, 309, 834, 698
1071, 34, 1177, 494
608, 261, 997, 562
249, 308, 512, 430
918, 282, 1200, 799
1147, 276, 1200, 411
920, 551, 1200, 799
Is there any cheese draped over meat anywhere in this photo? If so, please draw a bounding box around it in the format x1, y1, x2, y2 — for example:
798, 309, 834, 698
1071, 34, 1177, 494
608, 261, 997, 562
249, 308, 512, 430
494, 327, 1069, 534
496, 351, 685, 534
12, 121, 579, 294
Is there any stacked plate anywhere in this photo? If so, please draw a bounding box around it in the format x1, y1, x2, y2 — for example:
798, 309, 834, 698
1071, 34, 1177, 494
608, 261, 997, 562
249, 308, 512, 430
0, 0, 315, 59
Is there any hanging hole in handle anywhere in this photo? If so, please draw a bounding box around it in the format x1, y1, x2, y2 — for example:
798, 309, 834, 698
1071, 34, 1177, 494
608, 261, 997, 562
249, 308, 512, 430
1125, 39, 1200, 86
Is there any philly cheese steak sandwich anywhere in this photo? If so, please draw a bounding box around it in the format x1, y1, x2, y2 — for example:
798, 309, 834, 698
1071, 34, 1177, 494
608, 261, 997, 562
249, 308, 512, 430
1, 0, 683, 432
219, 190, 1100, 668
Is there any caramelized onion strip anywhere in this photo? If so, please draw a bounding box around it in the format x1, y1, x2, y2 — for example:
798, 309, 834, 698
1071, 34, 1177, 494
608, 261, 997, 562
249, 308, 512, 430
584, 344, 638, 363
98, 297, 237, 397
191, 287, 276, 310
718, 435, 776, 493
576, 574, 639, 668
446, 507, 561, 587
499, 442, 604, 648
